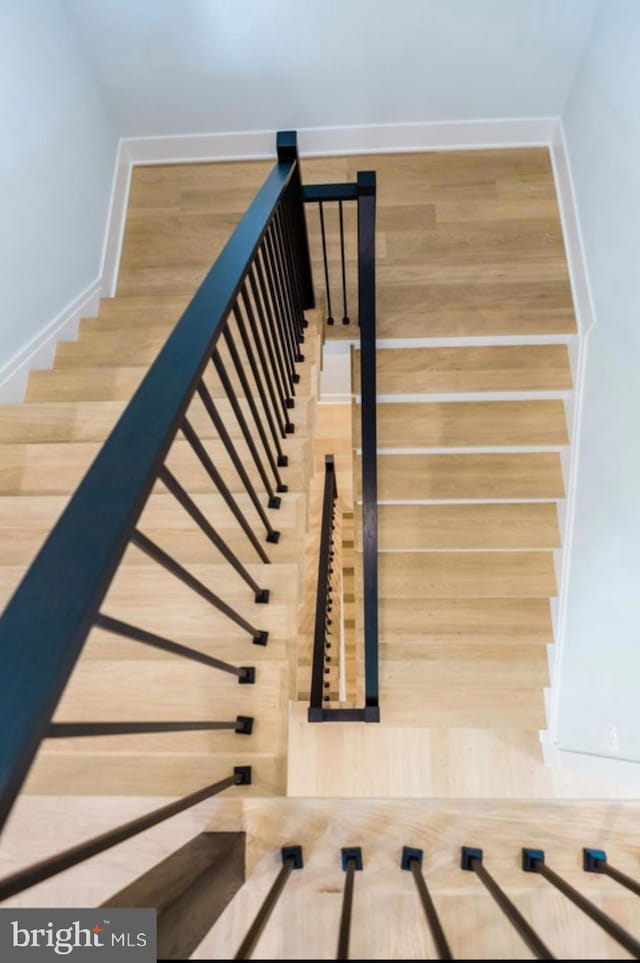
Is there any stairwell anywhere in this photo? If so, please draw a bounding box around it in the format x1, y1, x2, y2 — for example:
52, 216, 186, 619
2, 145, 640, 959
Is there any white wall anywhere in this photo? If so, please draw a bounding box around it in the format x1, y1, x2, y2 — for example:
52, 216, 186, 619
66, 0, 598, 137
0, 0, 117, 376
556, 0, 640, 763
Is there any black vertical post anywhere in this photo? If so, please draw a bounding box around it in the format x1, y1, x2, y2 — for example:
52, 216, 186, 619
339, 200, 350, 324
461, 848, 553, 959
402, 848, 453, 960
276, 131, 314, 309
584, 848, 640, 896
523, 849, 640, 958
319, 201, 334, 325
234, 846, 303, 960
337, 848, 362, 960
357, 171, 379, 722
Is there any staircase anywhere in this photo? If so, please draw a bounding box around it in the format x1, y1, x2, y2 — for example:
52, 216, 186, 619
2, 138, 640, 958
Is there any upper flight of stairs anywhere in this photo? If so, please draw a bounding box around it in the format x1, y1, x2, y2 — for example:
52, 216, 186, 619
0, 291, 322, 799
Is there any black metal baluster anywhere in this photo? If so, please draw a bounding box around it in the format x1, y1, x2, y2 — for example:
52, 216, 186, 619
401, 848, 453, 960
584, 848, 640, 896
232, 301, 288, 475
337, 848, 362, 960
180, 415, 272, 558
95, 613, 255, 683
357, 172, 380, 721
159, 465, 268, 602
461, 848, 553, 959
248, 264, 295, 424
338, 200, 350, 324
195, 381, 280, 544
234, 846, 303, 960
264, 225, 301, 369
212, 337, 281, 507
261, 230, 297, 381
273, 206, 303, 345
280, 190, 309, 331
0, 767, 251, 902
47, 717, 254, 737
318, 200, 334, 324
254, 252, 297, 402
131, 530, 268, 645
240, 281, 289, 447
523, 849, 640, 958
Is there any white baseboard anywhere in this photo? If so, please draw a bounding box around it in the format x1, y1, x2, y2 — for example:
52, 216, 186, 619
123, 116, 557, 166
541, 735, 640, 792
546, 120, 599, 749
0, 279, 102, 402
100, 139, 133, 298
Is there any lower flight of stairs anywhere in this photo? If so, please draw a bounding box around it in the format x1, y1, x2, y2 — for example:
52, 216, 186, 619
288, 340, 575, 797
0, 295, 323, 800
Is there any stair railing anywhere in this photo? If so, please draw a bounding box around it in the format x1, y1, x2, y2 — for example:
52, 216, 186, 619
209, 842, 640, 959
308, 455, 340, 718
305, 173, 380, 722
0, 130, 313, 894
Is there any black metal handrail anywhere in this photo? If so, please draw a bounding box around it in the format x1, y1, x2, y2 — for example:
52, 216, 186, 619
0, 130, 313, 836
308, 455, 339, 719
304, 174, 380, 723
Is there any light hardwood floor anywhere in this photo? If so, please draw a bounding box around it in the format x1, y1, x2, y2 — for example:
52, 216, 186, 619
303, 148, 576, 338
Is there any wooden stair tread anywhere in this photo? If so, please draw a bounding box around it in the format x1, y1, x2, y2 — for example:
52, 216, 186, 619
377, 551, 557, 598
0, 437, 310, 495
0, 492, 306, 566
0, 398, 312, 444
380, 648, 549, 687
26, 363, 317, 413
378, 597, 553, 644
364, 452, 565, 500
379, 686, 547, 728
358, 502, 560, 550
24, 751, 281, 797
357, 399, 568, 448
354, 344, 573, 394
0, 560, 300, 608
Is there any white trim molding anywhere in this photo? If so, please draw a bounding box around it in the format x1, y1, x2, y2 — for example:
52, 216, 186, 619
541, 735, 640, 793
122, 116, 558, 166
0, 279, 101, 402
100, 139, 133, 298
545, 119, 599, 764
